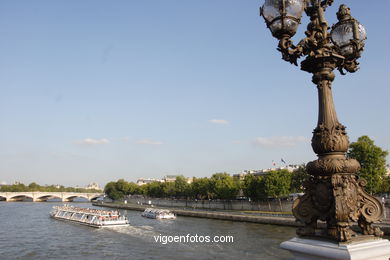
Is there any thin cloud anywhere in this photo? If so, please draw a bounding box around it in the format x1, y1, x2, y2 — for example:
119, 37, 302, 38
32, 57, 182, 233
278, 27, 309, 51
254, 136, 308, 148
209, 119, 229, 125
136, 139, 163, 145
75, 138, 110, 145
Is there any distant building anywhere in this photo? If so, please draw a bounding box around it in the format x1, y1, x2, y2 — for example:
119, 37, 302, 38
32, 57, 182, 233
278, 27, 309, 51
85, 182, 101, 190
136, 178, 163, 186
233, 170, 257, 181
233, 165, 301, 180
163, 175, 179, 183
137, 176, 193, 185
163, 175, 193, 184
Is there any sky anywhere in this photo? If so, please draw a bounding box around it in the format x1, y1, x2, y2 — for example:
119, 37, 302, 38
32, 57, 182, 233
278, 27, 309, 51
0, 1, 389, 187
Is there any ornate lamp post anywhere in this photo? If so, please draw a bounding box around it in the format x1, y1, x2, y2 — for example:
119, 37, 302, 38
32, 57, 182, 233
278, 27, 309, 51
260, 0, 384, 243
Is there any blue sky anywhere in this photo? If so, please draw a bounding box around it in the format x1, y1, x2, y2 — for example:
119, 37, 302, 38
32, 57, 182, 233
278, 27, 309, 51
0, 1, 389, 187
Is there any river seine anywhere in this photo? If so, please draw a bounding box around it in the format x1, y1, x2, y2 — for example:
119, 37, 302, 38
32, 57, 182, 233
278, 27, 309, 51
0, 202, 297, 260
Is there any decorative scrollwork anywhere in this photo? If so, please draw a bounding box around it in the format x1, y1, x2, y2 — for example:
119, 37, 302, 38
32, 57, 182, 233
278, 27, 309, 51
320, 0, 334, 9
295, 170, 384, 241
292, 194, 318, 236
293, 194, 316, 223
277, 36, 304, 66
357, 182, 384, 237
311, 123, 349, 154
358, 178, 367, 187
332, 174, 359, 221
357, 181, 384, 223
306, 158, 360, 176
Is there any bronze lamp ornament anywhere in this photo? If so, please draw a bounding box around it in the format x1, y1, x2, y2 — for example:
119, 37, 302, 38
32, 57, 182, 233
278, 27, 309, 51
260, 0, 384, 242
261, 0, 305, 39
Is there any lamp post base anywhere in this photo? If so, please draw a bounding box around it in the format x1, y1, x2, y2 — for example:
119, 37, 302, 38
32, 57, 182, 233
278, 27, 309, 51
280, 237, 390, 260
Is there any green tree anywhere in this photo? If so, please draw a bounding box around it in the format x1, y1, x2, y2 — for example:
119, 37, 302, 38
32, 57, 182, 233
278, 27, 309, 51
162, 182, 176, 197
242, 174, 266, 201
290, 165, 309, 193
263, 170, 292, 211
127, 182, 140, 195
174, 176, 190, 198
145, 181, 164, 198
104, 181, 125, 200
137, 184, 147, 196
191, 177, 211, 200
263, 170, 292, 199
380, 175, 390, 194
115, 179, 130, 195
12, 183, 27, 192
210, 173, 239, 200
347, 136, 388, 194
28, 182, 41, 191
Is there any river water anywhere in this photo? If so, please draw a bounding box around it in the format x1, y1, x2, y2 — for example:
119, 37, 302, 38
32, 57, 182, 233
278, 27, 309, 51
0, 202, 296, 260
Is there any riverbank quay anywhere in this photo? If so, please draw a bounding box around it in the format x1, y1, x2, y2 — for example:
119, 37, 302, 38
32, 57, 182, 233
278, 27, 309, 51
93, 202, 299, 226
92, 202, 390, 235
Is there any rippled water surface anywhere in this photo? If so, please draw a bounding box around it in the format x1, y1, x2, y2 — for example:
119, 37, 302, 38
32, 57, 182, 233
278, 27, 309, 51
0, 202, 296, 260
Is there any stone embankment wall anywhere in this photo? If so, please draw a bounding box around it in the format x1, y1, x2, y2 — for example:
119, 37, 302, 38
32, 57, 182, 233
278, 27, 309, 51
124, 196, 390, 219
125, 196, 294, 212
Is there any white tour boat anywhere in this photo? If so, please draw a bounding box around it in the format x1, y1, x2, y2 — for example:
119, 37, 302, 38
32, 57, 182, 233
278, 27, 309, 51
50, 204, 130, 228
141, 208, 176, 219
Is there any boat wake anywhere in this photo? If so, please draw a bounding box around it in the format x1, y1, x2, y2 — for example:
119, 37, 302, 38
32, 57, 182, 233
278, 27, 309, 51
105, 225, 209, 251
108, 225, 159, 240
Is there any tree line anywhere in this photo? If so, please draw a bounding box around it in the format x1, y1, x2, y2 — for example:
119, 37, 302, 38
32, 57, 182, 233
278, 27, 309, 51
0, 182, 102, 193
1, 136, 386, 199
347, 136, 389, 194
104, 168, 309, 201
105, 136, 389, 201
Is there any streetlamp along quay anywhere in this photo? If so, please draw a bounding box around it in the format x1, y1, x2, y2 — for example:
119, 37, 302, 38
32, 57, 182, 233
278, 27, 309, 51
260, 0, 390, 259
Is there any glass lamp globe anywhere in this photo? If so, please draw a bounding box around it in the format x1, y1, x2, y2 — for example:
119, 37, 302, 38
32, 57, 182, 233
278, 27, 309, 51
331, 5, 367, 57
261, 0, 305, 39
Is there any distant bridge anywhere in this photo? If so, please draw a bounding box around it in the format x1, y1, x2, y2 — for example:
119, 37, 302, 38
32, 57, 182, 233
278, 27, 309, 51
0, 192, 104, 202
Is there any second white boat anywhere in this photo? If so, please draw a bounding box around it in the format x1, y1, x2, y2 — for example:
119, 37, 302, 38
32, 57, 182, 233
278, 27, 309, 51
141, 208, 176, 219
